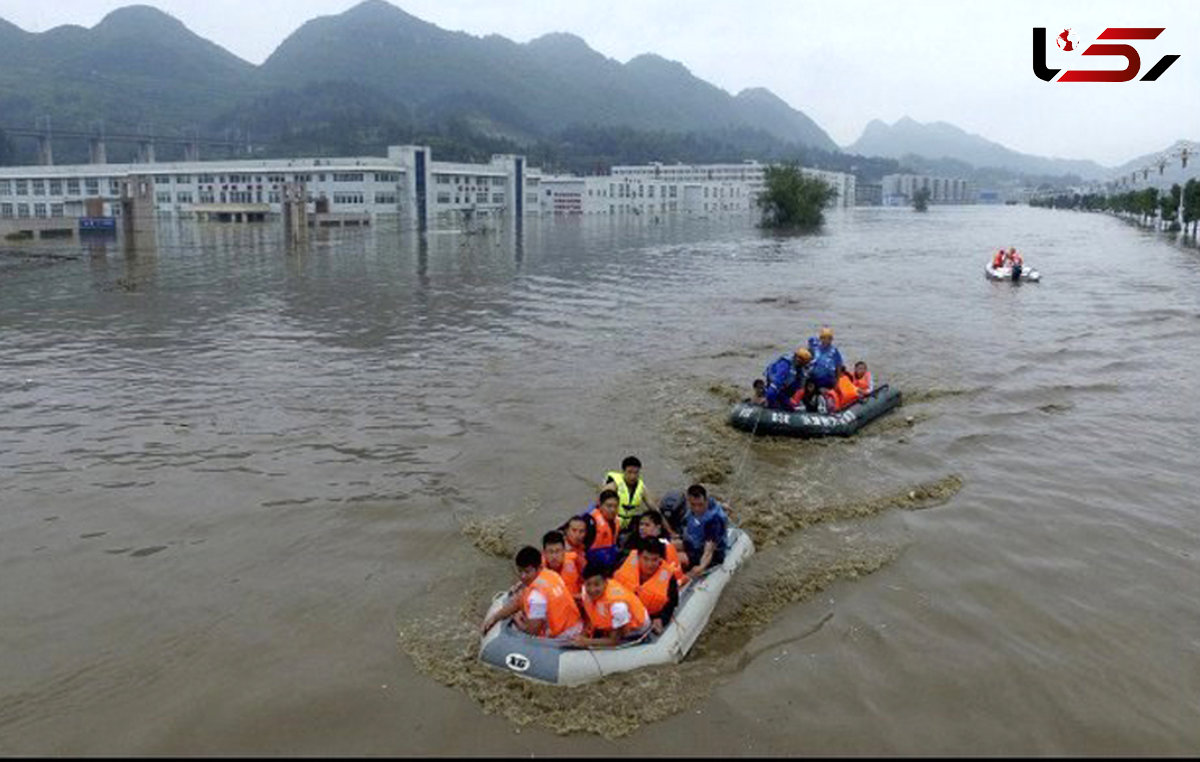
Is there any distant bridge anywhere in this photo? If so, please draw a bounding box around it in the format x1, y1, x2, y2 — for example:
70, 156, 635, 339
1, 118, 257, 165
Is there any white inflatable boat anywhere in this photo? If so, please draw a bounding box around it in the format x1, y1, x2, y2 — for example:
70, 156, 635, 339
478, 526, 755, 686
985, 262, 1041, 282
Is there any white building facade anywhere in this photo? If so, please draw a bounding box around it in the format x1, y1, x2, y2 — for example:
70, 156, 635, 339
880, 174, 975, 205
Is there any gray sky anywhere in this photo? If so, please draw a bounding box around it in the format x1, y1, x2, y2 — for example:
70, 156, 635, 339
2, 0, 1197, 166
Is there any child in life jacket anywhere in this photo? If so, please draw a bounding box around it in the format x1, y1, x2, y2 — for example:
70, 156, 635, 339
852, 360, 873, 395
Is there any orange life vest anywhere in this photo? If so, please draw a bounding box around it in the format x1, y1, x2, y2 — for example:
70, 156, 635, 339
853, 370, 873, 395
1010, 252, 1023, 265
547, 550, 583, 599
614, 551, 683, 613
992, 251, 1005, 267
522, 569, 583, 638
582, 579, 649, 633
589, 507, 616, 550
830, 373, 861, 411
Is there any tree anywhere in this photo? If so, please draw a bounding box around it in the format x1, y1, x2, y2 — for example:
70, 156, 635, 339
1160, 184, 1182, 230
756, 163, 838, 229
912, 186, 931, 212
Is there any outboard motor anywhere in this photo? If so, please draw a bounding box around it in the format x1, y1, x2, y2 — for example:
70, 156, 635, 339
1011, 263, 1022, 282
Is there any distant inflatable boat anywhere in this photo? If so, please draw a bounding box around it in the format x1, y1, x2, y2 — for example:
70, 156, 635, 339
728, 384, 903, 437
985, 262, 1041, 282
478, 526, 754, 686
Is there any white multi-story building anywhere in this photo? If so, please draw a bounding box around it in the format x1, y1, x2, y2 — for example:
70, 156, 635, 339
880, 174, 975, 205
0, 146, 860, 228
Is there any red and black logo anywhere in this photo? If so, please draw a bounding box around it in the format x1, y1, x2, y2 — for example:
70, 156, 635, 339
1033, 27, 1180, 82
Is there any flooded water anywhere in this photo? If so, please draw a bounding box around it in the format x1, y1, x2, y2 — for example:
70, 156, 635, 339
2, 207, 1198, 754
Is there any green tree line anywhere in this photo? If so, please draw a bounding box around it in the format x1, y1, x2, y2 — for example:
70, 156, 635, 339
1029, 180, 1200, 239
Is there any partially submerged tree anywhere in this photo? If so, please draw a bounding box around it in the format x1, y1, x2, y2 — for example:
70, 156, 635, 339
912, 186, 931, 212
756, 163, 838, 229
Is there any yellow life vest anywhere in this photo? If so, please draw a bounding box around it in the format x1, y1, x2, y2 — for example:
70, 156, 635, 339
605, 470, 646, 529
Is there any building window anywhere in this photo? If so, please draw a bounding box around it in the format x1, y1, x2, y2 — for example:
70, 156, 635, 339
108, 180, 121, 195
268, 191, 280, 203
332, 172, 364, 182
32, 179, 46, 196
66, 179, 80, 195
176, 192, 193, 204
175, 175, 191, 184
436, 192, 451, 204
85, 179, 99, 196
0, 203, 12, 218
50, 203, 64, 218
47, 179, 62, 195
17, 203, 30, 218
476, 191, 488, 203
374, 192, 398, 205
33, 203, 48, 218
199, 174, 216, 184
437, 175, 450, 185
156, 192, 172, 204
492, 193, 503, 204
332, 192, 364, 204
375, 172, 399, 183
155, 175, 171, 185
199, 191, 215, 203
15, 179, 28, 196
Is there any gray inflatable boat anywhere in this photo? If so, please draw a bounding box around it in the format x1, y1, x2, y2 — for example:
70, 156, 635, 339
728, 384, 902, 437
478, 526, 755, 686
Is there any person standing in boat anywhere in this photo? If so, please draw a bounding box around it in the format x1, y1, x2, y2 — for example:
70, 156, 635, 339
572, 563, 651, 647
682, 484, 729, 579
480, 546, 583, 639
807, 326, 844, 390
603, 456, 659, 534
763, 347, 812, 410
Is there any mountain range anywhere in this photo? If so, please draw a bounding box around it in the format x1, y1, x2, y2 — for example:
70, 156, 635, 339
0, 1, 1190, 182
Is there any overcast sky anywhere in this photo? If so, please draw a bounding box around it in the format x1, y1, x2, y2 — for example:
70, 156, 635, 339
2, 0, 1197, 166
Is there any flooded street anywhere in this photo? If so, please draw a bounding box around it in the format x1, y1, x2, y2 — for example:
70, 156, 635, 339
2, 206, 1198, 754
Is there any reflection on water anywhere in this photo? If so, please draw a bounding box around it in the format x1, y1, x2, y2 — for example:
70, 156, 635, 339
1, 208, 1199, 755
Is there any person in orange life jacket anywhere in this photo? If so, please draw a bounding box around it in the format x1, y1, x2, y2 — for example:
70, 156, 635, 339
623, 508, 685, 574
542, 529, 583, 601
613, 537, 680, 635
682, 484, 728, 580
561, 515, 590, 558
480, 546, 583, 639
1006, 247, 1023, 266
571, 562, 651, 648
828, 366, 863, 412
603, 455, 659, 534
992, 248, 1008, 268
798, 377, 828, 414
852, 360, 873, 395
581, 489, 621, 569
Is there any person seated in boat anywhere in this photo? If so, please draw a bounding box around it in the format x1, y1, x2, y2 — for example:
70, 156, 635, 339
797, 378, 828, 413
992, 249, 1007, 268
613, 537, 681, 635
582, 489, 622, 568
682, 484, 729, 580
480, 546, 584, 639
603, 455, 659, 534
571, 562, 651, 647
763, 348, 812, 410
807, 326, 844, 390
561, 515, 591, 558
542, 529, 583, 601
827, 366, 863, 412
852, 360, 873, 395
622, 509, 684, 574
751, 378, 767, 406
1006, 247, 1023, 267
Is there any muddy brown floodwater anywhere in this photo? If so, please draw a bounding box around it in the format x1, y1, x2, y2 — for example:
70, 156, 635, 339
2, 207, 1198, 754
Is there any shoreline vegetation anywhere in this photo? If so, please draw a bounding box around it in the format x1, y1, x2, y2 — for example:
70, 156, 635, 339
1029, 178, 1200, 244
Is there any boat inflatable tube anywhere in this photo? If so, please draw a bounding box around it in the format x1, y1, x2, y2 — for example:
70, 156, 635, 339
728, 384, 902, 438
478, 526, 754, 686
985, 263, 1040, 282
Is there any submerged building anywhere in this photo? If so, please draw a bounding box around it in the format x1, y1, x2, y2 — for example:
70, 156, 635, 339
0, 146, 858, 228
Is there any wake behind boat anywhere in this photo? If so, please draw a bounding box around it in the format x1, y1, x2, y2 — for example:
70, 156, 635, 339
478, 526, 754, 686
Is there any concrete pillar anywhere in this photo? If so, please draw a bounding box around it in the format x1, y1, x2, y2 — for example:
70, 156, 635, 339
283, 182, 309, 246
120, 174, 157, 250
36, 135, 53, 166
89, 138, 107, 164
136, 141, 156, 164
